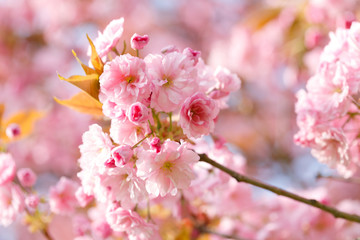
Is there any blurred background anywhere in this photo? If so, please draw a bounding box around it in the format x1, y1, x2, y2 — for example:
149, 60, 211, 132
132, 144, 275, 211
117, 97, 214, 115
1, 0, 360, 239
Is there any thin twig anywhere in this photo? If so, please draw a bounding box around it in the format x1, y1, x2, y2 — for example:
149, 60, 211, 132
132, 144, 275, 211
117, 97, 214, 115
317, 173, 360, 185
199, 154, 360, 224
196, 225, 246, 240
42, 228, 54, 240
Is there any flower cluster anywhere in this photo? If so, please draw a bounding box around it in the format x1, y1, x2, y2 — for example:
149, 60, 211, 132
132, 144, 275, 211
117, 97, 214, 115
76, 17, 240, 239
295, 22, 360, 176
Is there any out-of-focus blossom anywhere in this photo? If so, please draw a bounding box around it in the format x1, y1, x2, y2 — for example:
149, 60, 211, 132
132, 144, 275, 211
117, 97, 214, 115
17, 168, 37, 187
0, 153, 16, 186
49, 177, 79, 215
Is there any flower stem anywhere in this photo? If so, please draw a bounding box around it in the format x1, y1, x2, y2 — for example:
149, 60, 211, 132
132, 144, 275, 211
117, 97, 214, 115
199, 154, 360, 224
131, 132, 153, 149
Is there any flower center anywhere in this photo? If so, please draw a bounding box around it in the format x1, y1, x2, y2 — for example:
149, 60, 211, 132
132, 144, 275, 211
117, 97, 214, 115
162, 161, 173, 172
125, 76, 135, 83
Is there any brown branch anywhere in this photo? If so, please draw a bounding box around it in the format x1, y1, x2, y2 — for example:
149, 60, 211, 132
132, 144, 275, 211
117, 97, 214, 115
196, 224, 247, 240
199, 154, 360, 224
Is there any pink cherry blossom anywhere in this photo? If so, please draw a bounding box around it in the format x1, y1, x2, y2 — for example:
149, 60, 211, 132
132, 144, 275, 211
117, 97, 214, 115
75, 187, 94, 208
89, 17, 124, 59
99, 54, 151, 110
0, 153, 16, 186
0, 183, 24, 226
130, 33, 149, 50
111, 145, 134, 167
127, 102, 150, 125
106, 204, 158, 239
145, 52, 198, 112
179, 92, 219, 138
137, 140, 199, 197
17, 168, 37, 187
110, 118, 150, 146
49, 177, 79, 215
213, 66, 241, 94
96, 166, 147, 208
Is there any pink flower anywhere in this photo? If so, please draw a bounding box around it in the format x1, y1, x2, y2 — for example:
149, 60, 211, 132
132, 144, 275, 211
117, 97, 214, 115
0, 153, 16, 186
97, 166, 147, 208
49, 177, 79, 215
110, 118, 150, 146
127, 102, 150, 125
75, 187, 94, 208
17, 168, 37, 187
214, 66, 241, 94
137, 140, 199, 197
179, 92, 219, 138
130, 33, 149, 50
92, 220, 113, 239
145, 52, 198, 112
183, 47, 201, 65
106, 204, 158, 239
99, 54, 150, 110
88, 17, 124, 59
311, 128, 350, 176
0, 183, 24, 226
111, 145, 134, 167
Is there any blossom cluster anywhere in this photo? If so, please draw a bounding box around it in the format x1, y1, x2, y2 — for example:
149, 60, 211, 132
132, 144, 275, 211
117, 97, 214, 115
295, 22, 360, 176
75, 17, 240, 239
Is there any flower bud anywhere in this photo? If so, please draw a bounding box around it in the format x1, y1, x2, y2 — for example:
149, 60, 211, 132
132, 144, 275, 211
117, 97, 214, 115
130, 33, 149, 50
6, 123, 21, 139
150, 137, 161, 153
127, 102, 150, 124
25, 194, 39, 209
111, 145, 134, 167
17, 168, 37, 187
183, 47, 201, 65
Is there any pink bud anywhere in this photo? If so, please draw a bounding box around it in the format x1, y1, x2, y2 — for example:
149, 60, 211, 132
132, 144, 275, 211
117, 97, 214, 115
104, 158, 116, 168
130, 33, 149, 50
183, 47, 201, 65
111, 145, 134, 167
17, 168, 37, 187
6, 123, 21, 139
127, 102, 150, 124
25, 194, 39, 209
150, 137, 161, 153
75, 187, 94, 207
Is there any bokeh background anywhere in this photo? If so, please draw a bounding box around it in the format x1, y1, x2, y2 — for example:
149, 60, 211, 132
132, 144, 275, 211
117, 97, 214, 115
1, 0, 360, 239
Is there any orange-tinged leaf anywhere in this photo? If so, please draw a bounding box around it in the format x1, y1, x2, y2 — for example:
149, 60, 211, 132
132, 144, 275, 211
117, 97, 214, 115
54, 92, 103, 116
87, 34, 104, 75
0, 104, 4, 126
1, 110, 44, 142
72, 50, 97, 75
243, 7, 282, 30
58, 73, 100, 100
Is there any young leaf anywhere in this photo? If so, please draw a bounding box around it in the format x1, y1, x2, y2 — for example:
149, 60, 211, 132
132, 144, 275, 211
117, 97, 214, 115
87, 34, 104, 75
0, 110, 44, 142
72, 50, 97, 75
58, 73, 100, 100
54, 92, 103, 116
